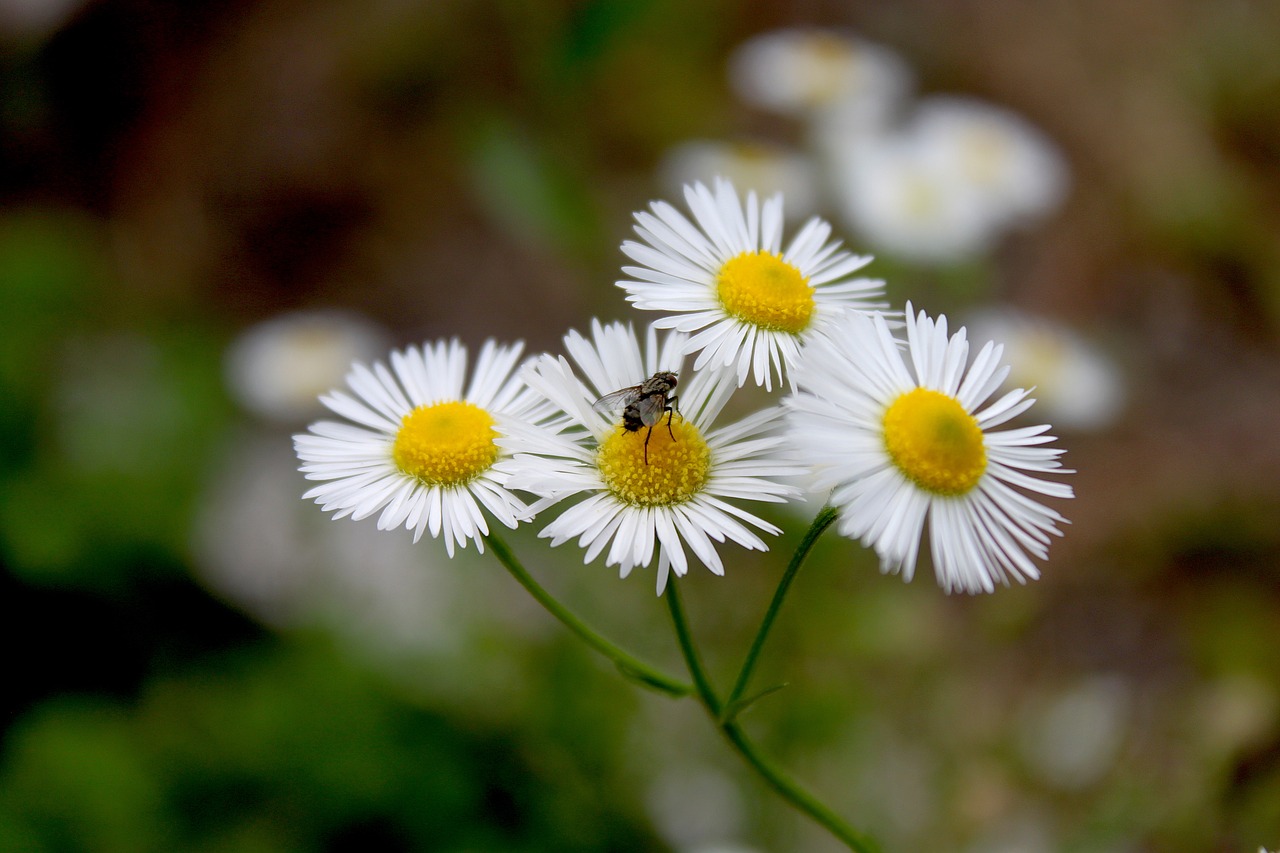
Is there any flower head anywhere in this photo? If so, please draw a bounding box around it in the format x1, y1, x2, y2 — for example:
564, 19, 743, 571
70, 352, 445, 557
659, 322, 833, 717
965, 308, 1124, 432
829, 96, 1068, 263
787, 305, 1074, 593
618, 178, 887, 390
912, 96, 1068, 226
294, 338, 548, 556
830, 130, 999, 263
225, 310, 388, 424
502, 320, 801, 593
728, 28, 911, 123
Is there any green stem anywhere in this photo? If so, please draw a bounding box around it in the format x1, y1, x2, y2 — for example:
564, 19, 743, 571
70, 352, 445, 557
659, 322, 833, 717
485, 533, 691, 697
663, 577, 722, 714
724, 505, 838, 718
665, 581, 879, 853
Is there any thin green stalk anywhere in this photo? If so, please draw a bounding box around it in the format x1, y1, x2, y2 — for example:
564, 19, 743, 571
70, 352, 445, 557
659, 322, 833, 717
718, 723, 881, 853
665, 581, 879, 853
662, 577, 723, 715
724, 504, 838, 719
485, 532, 691, 697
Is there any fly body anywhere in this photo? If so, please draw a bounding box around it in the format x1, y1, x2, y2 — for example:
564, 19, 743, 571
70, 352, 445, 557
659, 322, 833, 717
592, 371, 680, 464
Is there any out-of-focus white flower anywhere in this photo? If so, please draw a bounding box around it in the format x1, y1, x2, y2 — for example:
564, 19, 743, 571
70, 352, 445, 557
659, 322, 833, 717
194, 434, 465, 656
828, 96, 1069, 264
197, 433, 555, 704
965, 309, 1124, 431
729, 28, 912, 128
911, 96, 1069, 227
657, 139, 820, 222
830, 129, 1000, 262
1017, 676, 1130, 790
225, 310, 389, 424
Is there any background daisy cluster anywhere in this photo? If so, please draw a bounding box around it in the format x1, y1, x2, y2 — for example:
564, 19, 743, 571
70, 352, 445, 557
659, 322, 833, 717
2, 2, 1280, 852
666, 28, 1069, 266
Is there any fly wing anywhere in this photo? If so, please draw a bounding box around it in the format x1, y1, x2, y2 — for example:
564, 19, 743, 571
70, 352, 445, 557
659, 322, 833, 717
591, 387, 639, 413
634, 393, 667, 426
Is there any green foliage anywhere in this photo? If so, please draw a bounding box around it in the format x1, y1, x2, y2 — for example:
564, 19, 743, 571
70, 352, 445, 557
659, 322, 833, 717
0, 642, 664, 853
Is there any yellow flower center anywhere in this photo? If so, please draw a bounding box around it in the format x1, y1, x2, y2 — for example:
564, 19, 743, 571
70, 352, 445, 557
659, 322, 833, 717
882, 388, 987, 496
597, 415, 711, 506
716, 251, 815, 334
392, 400, 498, 486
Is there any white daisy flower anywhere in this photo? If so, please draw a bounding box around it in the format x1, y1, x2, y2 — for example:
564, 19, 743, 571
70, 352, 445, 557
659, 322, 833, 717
294, 338, 549, 556
828, 97, 1069, 264
617, 177, 887, 390
502, 320, 802, 594
786, 305, 1074, 593
911, 96, 1069, 227
830, 129, 1000, 263
965, 308, 1124, 432
728, 28, 911, 124
225, 310, 389, 424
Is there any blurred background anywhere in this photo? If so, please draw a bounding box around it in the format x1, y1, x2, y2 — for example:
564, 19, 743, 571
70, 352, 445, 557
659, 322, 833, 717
2, 1, 1279, 851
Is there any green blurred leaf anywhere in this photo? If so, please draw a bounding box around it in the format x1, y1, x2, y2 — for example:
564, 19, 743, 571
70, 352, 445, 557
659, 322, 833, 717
462, 113, 603, 257
2, 698, 171, 853
0, 326, 231, 588
0, 209, 103, 459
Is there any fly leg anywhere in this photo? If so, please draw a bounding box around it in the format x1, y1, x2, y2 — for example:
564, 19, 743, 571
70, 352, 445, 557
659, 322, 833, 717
642, 396, 679, 465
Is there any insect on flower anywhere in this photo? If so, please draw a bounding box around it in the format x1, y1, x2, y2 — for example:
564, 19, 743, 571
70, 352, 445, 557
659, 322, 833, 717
592, 371, 680, 465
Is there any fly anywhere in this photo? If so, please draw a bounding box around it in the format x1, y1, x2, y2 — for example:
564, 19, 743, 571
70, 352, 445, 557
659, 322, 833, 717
592, 371, 680, 465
